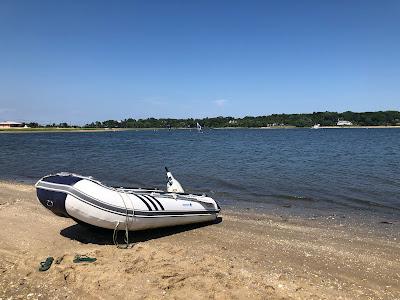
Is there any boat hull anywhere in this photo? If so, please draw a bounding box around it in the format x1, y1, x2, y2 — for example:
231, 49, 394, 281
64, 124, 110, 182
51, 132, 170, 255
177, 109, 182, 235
36, 173, 220, 231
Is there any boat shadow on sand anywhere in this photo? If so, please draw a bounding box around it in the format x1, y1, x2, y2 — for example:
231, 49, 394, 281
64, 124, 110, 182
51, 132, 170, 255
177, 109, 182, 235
60, 217, 223, 245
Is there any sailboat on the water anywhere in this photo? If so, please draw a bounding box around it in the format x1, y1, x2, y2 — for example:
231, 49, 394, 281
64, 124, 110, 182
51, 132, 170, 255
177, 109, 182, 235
196, 122, 203, 133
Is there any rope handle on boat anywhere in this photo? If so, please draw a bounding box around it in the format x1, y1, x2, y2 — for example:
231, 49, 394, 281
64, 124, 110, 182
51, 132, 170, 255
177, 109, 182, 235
112, 189, 135, 249
112, 221, 131, 249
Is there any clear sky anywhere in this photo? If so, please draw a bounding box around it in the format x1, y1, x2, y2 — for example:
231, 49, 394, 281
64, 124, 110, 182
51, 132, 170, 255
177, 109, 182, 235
0, 0, 399, 124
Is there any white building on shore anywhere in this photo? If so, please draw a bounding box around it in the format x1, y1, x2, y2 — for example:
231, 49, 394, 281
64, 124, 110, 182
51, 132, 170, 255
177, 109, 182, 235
0, 121, 23, 128
337, 120, 353, 126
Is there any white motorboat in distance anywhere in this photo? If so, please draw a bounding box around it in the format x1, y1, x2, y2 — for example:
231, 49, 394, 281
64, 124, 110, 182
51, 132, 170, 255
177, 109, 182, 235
35, 170, 220, 231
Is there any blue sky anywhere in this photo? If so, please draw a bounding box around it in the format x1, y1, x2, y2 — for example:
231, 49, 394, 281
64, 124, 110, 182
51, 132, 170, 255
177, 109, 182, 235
0, 0, 399, 124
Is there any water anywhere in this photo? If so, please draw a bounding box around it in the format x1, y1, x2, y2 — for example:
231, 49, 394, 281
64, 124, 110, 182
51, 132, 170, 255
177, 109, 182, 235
1, 129, 399, 217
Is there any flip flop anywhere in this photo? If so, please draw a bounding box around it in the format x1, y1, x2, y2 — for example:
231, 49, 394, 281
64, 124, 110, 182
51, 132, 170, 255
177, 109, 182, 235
38, 257, 54, 272
73, 255, 97, 263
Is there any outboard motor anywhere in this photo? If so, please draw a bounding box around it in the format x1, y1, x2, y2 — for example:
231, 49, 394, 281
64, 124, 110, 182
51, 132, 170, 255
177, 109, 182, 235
165, 167, 184, 193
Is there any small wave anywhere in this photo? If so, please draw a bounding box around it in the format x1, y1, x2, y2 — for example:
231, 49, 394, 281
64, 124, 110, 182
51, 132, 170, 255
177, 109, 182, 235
271, 194, 317, 202
207, 177, 251, 193
337, 195, 400, 211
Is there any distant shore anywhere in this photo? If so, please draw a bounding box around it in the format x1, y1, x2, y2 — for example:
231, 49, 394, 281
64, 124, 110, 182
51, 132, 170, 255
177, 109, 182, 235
0, 127, 162, 133
1, 125, 400, 133
1, 180, 399, 299
319, 125, 400, 129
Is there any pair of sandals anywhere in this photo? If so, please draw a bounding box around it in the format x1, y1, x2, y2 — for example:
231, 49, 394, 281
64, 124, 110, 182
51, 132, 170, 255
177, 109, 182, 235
38, 255, 97, 272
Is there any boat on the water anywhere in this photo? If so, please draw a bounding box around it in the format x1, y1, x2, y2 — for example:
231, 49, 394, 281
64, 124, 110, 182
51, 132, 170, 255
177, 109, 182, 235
311, 124, 321, 129
35, 170, 220, 231
196, 122, 203, 132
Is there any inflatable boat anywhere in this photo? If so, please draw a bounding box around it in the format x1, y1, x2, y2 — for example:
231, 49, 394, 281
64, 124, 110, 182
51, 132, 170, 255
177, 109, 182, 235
35, 170, 220, 231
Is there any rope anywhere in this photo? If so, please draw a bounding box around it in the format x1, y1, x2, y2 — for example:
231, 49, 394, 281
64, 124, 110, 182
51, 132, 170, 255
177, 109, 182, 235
112, 221, 121, 247
112, 189, 135, 249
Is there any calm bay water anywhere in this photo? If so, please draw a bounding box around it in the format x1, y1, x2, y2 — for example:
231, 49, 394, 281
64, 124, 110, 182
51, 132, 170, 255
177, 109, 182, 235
0, 129, 399, 216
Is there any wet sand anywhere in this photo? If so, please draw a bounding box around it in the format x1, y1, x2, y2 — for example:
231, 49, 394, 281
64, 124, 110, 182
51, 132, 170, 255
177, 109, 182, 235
0, 181, 399, 299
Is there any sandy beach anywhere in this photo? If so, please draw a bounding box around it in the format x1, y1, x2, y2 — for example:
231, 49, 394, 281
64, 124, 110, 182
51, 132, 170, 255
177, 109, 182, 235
0, 181, 399, 299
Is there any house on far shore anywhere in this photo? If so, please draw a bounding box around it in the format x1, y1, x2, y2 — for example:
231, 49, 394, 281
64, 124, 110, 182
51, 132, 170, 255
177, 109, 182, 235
0, 121, 23, 128
337, 120, 353, 126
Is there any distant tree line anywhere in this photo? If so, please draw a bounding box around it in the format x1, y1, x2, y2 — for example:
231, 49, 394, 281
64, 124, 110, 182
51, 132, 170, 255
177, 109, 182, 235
83, 111, 400, 128
24, 122, 79, 128
21, 111, 400, 128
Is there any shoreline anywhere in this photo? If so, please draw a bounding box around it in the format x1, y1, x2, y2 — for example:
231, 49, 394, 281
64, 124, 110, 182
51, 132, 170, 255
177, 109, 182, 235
2, 176, 399, 221
1, 181, 399, 299
318, 125, 400, 129
0, 128, 163, 133
1, 125, 400, 133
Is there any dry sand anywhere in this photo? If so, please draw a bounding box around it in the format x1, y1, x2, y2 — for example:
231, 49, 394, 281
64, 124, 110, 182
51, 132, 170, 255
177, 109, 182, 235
0, 181, 399, 299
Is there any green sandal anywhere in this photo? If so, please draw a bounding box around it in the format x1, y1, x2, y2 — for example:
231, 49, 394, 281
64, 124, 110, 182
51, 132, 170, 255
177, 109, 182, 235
38, 257, 54, 272
73, 255, 97, 263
